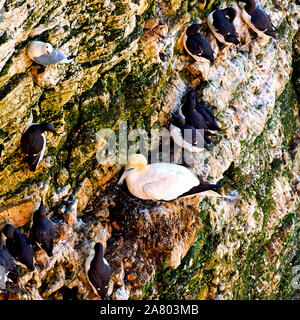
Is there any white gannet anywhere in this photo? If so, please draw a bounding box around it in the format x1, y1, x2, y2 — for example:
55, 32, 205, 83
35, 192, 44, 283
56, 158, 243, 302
118, 154, 221, 201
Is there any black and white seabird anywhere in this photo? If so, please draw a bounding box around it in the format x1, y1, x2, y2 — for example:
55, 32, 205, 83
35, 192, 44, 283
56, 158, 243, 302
31, 201, 55, 257
170, 113, 209, 152
3, 224, 35, 272
181, 89, 207, 130
85, 243, 111, 300
207, 8, 240, 49
195, 103, 222, 132
0, 238, 19, 285
21, 122, 57, 171
183, 24, 215, 64
238, 0, 278, 39
118, 154, 222, 201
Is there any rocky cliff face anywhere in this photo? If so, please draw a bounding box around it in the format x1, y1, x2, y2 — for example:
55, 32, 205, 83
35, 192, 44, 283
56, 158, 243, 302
0, 0, 299, 300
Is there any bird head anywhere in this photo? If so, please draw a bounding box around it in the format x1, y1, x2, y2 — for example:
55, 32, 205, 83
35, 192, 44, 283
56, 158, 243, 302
33, 201, 47, 220
182, 88, 197, 115
186, 23, 203, 36
43, 43, 53, 56
226, 34, 240, 45
39, 122, 58, 135
118, 154, 147, 185
202, 51, 215, 65
94, 242, 104, 253
2, 224, 15, 239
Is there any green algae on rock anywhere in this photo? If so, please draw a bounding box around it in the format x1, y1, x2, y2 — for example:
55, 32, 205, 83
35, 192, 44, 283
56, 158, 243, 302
0, 0, 299, 300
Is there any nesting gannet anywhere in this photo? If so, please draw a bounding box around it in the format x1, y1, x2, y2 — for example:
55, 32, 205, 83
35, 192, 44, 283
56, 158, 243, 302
238, 0, 278, 39
118, 154, 221, 201
21, 122, 57, 171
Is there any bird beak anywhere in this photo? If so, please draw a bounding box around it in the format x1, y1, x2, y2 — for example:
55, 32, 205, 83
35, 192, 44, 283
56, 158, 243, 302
117, 168, 134, 185
47, 50, 51, 56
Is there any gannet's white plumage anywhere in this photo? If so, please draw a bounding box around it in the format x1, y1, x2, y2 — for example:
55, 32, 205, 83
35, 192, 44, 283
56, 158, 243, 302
27, 41, 70, 66
118, 154, 221, 201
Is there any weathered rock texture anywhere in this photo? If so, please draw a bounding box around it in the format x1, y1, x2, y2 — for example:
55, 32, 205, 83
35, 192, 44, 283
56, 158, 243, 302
0, 0, 299, 300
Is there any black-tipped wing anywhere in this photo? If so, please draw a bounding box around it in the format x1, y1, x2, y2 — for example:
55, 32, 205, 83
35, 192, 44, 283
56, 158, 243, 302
180, 184, 222, 198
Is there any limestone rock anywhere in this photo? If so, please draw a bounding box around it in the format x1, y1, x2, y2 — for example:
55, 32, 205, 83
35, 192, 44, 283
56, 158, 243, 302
0, 0, 299, 301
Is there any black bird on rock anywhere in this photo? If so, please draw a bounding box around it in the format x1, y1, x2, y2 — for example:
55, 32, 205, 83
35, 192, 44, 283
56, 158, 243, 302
195, 102, 222, 132
85, 243, 111, 300
21, 122, 57, 171
207, 7, 240, 49
181, 89, 207, 130
238, 0, 278, 39
0, 238, 19, 284
170, 113, 210, 152
31, 201, 55, 257
183, 23, 215, 64
3, 224, 35, 272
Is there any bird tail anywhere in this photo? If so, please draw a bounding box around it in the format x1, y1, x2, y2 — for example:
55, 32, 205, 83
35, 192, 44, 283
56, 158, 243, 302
63, 55, 76, 63
180, 184, 222, 198
26, 155, 40, 171
265, 30, 278, 39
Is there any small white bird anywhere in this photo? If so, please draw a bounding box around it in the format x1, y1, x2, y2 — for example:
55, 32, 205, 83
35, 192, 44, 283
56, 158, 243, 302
27, 40, 71, 66
118, 154, 221, 201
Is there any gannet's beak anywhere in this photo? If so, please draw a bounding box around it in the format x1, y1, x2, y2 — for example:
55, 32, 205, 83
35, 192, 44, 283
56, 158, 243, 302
118, 168, 134, 185
47, 50, 51, 56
